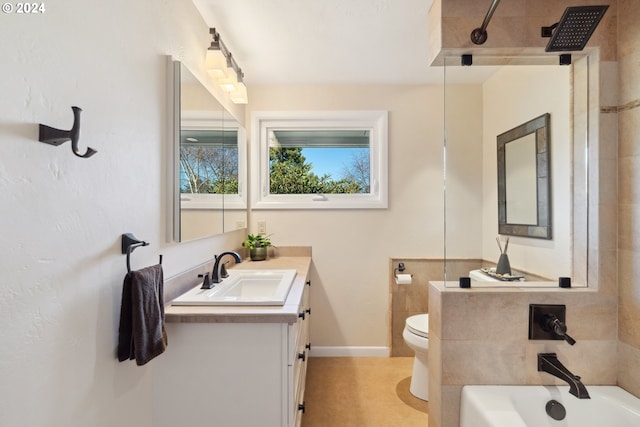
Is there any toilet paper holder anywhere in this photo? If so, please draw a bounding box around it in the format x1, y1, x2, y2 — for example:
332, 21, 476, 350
394, 262, 413, 284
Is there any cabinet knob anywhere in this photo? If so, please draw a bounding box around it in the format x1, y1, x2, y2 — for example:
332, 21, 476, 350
305, 342, 311, 351
305, 308, 311, 315
298, 311, 305, 320
298, 402, 306, 413
306, 280, 311, 286
298, 351, 306, 362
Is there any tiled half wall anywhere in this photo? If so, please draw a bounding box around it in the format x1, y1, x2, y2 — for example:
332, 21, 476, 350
389, 258, 482, 356
389, 258, 551, 356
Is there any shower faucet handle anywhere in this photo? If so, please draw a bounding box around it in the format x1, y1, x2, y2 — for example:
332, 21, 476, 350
542, 314, 576, 345
562, 333, 576, 346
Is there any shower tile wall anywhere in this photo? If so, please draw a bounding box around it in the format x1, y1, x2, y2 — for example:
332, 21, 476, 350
617, 0, 640, 399
429, 284, 618, 427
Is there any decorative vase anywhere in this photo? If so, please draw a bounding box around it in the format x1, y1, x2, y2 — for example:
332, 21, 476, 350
496, 253, 511, 275
250, 247, 268, 261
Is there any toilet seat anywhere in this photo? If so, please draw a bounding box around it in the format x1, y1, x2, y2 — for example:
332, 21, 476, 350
406, 314, 429, 338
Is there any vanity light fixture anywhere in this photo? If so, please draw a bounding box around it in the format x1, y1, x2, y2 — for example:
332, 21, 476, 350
205, 28, 248, 104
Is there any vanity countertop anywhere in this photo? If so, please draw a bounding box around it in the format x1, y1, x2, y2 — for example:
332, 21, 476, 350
164, 256, 311, 324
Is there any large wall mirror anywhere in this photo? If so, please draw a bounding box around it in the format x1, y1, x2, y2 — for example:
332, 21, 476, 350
170, 59, 247, 242
442, 54, 591, 287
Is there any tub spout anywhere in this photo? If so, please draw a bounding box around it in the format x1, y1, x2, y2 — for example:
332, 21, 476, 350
538, 353, 590, 399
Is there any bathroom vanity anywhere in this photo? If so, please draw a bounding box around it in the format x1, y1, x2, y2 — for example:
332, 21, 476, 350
153, 256, 311, 427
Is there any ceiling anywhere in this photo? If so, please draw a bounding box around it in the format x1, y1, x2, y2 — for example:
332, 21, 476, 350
192, 0, 449, 85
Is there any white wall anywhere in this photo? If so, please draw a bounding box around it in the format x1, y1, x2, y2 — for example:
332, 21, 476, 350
0, 2, 244, 426
246, 84, 480, 349
481, 65, 572, 278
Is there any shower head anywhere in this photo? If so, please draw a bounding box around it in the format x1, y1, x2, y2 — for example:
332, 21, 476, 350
542, 5, 609, 52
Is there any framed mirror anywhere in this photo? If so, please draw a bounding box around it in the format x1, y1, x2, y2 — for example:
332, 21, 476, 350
497, 113, 551, 239
170, 59, 247, 242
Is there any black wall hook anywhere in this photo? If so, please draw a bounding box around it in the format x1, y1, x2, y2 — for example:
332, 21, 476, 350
39, 106, 97, 158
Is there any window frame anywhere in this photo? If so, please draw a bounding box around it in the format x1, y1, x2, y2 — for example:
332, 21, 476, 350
250, 110, 388, 209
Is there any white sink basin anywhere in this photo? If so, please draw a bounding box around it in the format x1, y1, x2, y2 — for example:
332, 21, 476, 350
171, 269, 297, 306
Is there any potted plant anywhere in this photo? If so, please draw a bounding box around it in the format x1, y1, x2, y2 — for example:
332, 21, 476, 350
242, 234, 273, 261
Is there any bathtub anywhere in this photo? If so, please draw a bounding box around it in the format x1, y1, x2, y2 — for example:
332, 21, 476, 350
460, 385, 640, 427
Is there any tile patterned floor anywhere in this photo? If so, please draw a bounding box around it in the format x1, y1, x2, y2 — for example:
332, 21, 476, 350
302, 357, 428, 427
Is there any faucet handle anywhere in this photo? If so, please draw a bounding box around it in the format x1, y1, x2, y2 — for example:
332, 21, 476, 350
198, 272, 214, 289
562, 332, 576, 346
220, 261, 230, 279
543, 314, 576, 345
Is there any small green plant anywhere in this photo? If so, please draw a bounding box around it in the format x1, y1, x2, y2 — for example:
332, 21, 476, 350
241, 234, 273, 250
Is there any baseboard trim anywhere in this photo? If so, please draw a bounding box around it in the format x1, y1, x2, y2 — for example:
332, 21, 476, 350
309, 346, 390, 357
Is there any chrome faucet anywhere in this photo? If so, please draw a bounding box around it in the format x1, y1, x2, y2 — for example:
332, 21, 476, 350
212, 251, 242, 283
538, 353, 590, 399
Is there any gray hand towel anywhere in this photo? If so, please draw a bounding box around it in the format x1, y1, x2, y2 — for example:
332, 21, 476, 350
118, 264, 168, 365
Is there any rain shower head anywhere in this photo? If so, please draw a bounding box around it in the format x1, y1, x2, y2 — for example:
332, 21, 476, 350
542, 5, 609, 52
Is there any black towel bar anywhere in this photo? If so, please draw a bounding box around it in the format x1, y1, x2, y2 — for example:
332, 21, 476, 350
121, 233, 162, 273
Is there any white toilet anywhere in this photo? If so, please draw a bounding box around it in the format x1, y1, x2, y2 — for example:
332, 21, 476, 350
403, 313, 429, 401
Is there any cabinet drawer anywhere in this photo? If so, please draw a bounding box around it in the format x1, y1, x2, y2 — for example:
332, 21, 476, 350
287, 354, 307, 427
293, 347, 307, 397
289, 284, 310, 366
293, 358, 308, 427
288, 323, 296, 366
288, 316, 303, 366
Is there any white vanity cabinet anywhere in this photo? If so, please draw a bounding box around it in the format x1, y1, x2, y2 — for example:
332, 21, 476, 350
153, 260, 311, 427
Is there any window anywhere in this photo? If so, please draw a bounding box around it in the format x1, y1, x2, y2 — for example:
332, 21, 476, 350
251, 111, 388, 209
